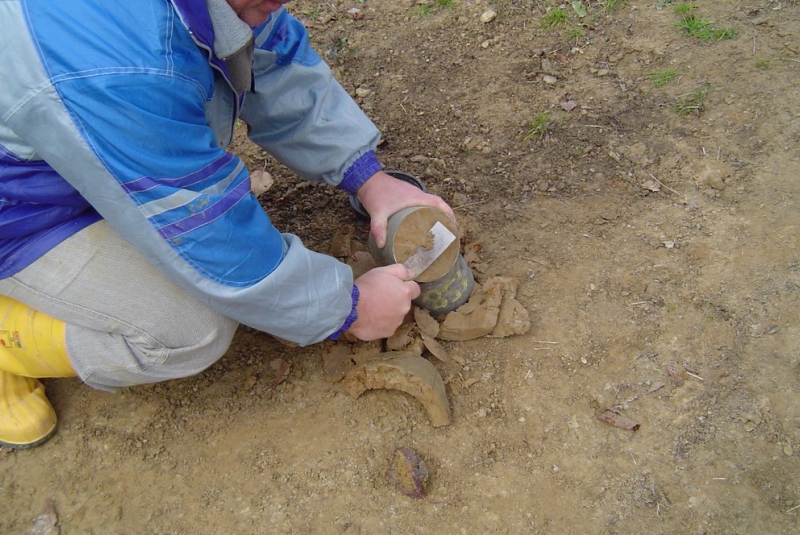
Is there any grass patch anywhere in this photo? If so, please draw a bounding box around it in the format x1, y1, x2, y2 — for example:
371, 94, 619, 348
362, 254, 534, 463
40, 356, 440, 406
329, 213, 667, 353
675, 4, 737, 40
755, 59, 771, 69
566, 23, 586, 40
413, 4, 434, 16
649, 69, 679, 87
413, 0, 453, 16
674, 86, 711, 116
602, 0, 629, 12
296, 7, 322, 20
542, 7, 570, 28
524, 113, 551, 141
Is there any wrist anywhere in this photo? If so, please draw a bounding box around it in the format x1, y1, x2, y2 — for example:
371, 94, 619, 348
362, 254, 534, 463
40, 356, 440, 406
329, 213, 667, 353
339, 151, 383, 195
327, 285, 360, 340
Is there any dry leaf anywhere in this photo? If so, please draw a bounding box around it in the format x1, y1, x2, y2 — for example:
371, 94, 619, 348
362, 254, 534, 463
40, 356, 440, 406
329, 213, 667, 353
596, 409, 640, 431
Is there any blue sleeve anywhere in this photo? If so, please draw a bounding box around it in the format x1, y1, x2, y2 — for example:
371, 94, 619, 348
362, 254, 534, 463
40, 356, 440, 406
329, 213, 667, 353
241, 9, 383, 191
0, 2, 354, 344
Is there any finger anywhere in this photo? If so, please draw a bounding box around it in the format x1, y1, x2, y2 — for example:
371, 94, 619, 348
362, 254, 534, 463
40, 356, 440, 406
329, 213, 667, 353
406, 280, 421, 299
382, 263, 415, 281
432, 197, 457, 221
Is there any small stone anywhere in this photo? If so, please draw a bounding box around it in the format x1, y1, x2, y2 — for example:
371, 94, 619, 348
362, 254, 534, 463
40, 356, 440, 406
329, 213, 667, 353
387, 446, 429, 498
542, 74, 558, 85
249, 169, 274, 196
243, 375, 257, 391
697, 162, 731, 190
355, 87, 372, 98
30, 500, 60, 535
480, 10, 497, 23
560, 100, 578, 111
346, 7, 364, 20
784, 444, 793, 456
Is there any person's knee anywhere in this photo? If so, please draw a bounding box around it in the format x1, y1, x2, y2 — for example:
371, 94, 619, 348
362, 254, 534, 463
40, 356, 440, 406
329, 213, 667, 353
157, 312, 240, 378
70, 312, 240, 390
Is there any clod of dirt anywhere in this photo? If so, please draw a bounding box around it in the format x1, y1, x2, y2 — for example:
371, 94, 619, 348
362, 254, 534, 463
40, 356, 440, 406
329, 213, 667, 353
340, 352, 451, 427
387, 446, 429, 499
386, 322, 415, 351
351, 340, 383, 365
437, 276, 530, 340
486, 277, 531, 338
438, 280, 503, 341
329, 225, 354, 259
347, 251, 377, 279
413, 307, 440, 338
492, 295, 531, 338
421, 335, 450, 364
697, 162, 732, 190
322, 344, 356, 382
323, 341, 386, 382
30, 500, 60, 535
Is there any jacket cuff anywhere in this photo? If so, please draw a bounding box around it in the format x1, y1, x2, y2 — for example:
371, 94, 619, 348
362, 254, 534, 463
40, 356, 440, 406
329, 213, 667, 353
327, 284, 360, 340
338, 151, 383, 195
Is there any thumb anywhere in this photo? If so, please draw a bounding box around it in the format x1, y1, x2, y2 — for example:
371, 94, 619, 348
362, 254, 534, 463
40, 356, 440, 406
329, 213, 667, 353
371, 218, 388, 249
382, 263, 415, 281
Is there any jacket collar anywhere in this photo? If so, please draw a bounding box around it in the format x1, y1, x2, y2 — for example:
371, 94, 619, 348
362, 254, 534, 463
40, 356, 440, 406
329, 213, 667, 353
170, 0, 255, 93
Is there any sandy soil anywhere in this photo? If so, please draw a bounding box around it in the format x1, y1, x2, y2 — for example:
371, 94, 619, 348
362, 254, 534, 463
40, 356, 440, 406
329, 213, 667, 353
4, 1, 799, 533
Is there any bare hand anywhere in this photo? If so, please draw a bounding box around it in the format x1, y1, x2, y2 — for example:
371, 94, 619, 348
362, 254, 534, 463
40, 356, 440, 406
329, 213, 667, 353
348, 264, 421, 341
356, 171, 456, 248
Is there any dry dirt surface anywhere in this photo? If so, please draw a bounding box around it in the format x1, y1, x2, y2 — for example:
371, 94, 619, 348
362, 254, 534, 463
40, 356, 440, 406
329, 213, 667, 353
4, 1, 800, 533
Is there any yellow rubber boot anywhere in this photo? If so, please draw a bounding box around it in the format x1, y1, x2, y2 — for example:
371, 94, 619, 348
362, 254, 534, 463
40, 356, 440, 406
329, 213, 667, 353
0, 295, 75, 378
0, 370, 57, 449
0, 295, 75, 448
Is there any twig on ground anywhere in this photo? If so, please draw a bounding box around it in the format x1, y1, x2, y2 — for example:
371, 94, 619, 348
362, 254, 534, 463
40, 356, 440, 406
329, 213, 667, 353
685, 371, 704, 381
648, 172, 687, 202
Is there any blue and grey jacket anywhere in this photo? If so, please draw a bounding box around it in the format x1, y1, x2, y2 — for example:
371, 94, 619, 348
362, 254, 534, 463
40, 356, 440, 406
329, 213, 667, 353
0, 1, 384, 344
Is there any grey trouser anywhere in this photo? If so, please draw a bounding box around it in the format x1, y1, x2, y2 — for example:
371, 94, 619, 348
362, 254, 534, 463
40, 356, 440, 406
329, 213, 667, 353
0, 221, 239, 390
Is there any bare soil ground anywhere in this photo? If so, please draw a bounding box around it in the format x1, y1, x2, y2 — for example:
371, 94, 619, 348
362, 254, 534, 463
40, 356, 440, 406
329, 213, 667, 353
4, 1, 800, 533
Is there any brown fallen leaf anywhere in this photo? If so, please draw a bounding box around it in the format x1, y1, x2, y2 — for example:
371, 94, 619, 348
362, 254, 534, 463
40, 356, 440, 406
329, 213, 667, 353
596, 409, 640, 431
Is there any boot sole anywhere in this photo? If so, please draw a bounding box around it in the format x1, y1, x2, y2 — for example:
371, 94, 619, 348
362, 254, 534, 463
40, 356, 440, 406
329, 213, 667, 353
0, 425, 57, 450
